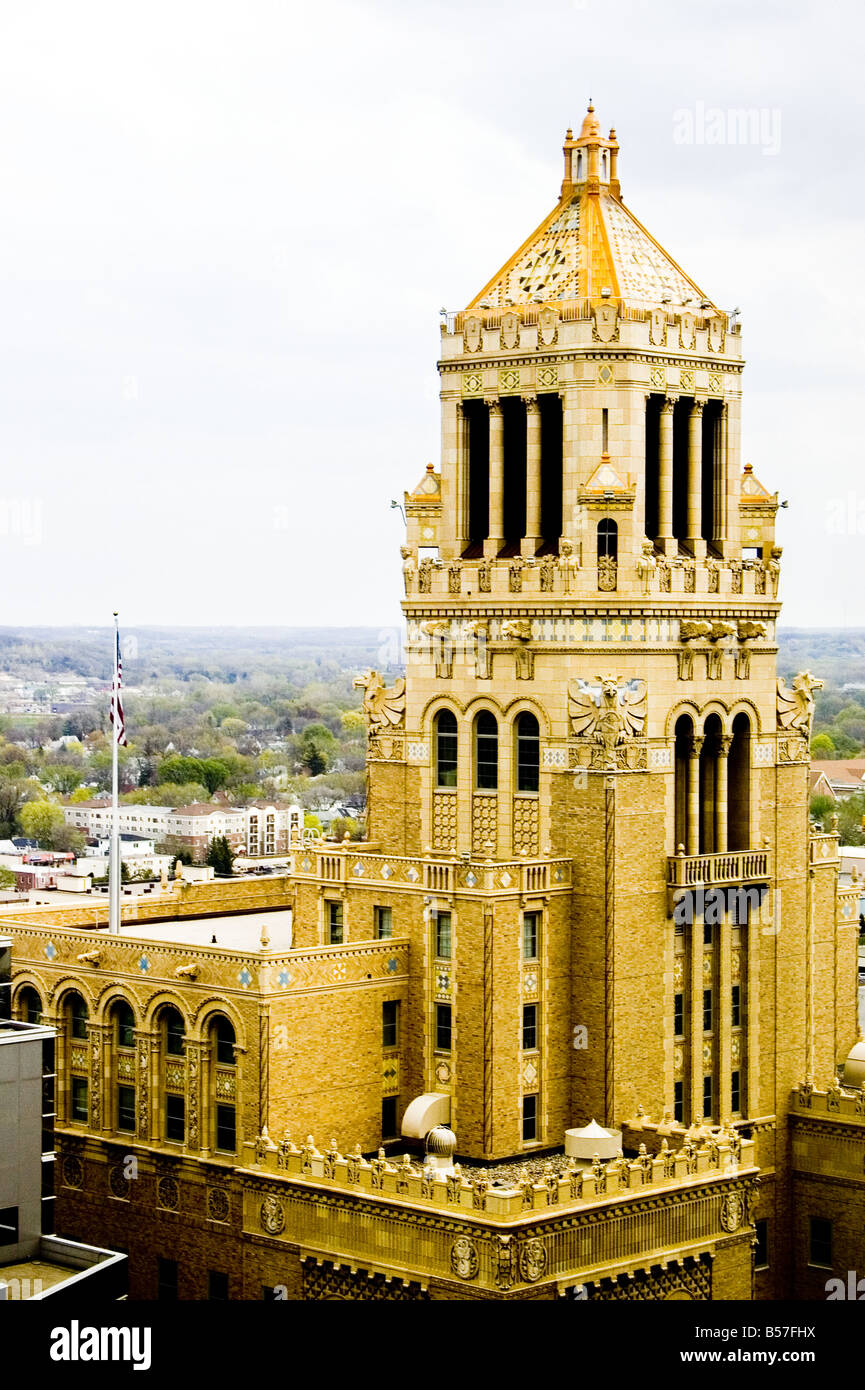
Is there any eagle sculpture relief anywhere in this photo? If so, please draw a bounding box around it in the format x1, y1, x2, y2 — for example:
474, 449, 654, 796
568, 674, 648, 768
353, 670, 406, 735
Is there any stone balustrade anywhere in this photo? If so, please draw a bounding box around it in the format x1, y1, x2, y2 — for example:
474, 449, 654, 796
243, 1127, 756, 1221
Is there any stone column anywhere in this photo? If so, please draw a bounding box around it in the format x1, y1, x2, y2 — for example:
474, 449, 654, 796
484, 399, 504, 558
687, 735, 704, 856
687, 400, 705, 556
521, 396, 541, 556
657, 397, 676, 553
715, 735, 733, 854
717, 404, 729, 549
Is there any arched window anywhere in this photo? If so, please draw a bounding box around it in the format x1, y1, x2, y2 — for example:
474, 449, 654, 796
728, 713, 752, 852
67, 992, 88, 1040
435, 710, 458, 788
114, 1001, 135, 1050
475, 712, 498, 790
210, 1017, 237, 1154
18, 986, 42, 1024
214, 1016, 236, 1066
516, 713, 540, 793
163, 1007, 185, 1057
597, 518, 618, 559
674, 714, 695, 852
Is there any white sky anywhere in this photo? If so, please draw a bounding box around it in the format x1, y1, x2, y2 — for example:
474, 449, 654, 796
2, 0, 864, 629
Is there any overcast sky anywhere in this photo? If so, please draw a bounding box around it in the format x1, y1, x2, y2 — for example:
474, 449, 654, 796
2, 0, 864, 631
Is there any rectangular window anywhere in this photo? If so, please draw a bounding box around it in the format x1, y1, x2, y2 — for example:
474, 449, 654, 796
522, 912, 540, 961
435, 1003, 452, 1052
731, 1069, 741, 1114
703, 988, 713, 1031
382, 1000, 399, 1049
703, 922, 713, 945
674, 992, 684, 1037
809, 1217, 833, 1269
522, 1004, 538, 1051
117, 1084, 135, 1133
755, 1219, 769, 1270
731, 984, 741, 1028
165, 1093, 185, 1143
522, 1094, 537, 1142
435, 912, 452, 959
674, 1080, 684, 1124
71, 1076, 88, 1123
374, 906, 393, 939
0, 1206, 19, 1246
601, 407, 609, 453
328, 901, 344, 945
215, 1104, 236, 1154
703, 1073, 713, 1121
208, 1270, 229, 1301
381, 1095, 398, 1139
157, 1257, 178, 1301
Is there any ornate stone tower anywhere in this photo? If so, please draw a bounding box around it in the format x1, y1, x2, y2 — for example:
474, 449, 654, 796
365, 106, 857, 1274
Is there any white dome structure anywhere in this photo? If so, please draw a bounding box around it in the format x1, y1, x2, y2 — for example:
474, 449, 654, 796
842, 1039, 865, 1089
565, 1118, 621, 1162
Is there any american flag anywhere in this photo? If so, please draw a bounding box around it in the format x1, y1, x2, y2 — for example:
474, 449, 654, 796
110, 628, 126, 746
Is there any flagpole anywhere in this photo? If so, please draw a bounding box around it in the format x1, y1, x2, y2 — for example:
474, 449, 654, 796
109, 612, 121, 935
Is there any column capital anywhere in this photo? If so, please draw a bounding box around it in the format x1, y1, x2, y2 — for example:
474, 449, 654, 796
522, 394, 539, 412
718, 734, 734, 757
485, 397, 502, 416
661, 396, 678, 415
691, 399, 706, 417
687, 734, 705, 757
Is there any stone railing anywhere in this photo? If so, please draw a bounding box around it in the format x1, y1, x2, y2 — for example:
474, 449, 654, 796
667, 848, 771, 888
404, 554, 776, 604
242, 1128, 756, 1221
791, 1080, 865, 1122
292, 847, 571, 897
809, 832, 840, 866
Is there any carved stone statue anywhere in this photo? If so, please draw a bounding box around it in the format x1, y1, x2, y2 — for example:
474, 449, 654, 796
777, 670, 824, 741
558, 539, 579, 594
353, 670, 406, 734
636, 541, 656, 595
539, 554, 556, 592
501, 619, 533, 680
568, 674, 648, 769
400, 545, 415, 596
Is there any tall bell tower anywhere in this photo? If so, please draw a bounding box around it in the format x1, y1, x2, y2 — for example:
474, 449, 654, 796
363, 111, 856, 1239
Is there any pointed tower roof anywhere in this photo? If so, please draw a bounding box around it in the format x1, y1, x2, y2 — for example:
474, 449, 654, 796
466, 105, 712, 313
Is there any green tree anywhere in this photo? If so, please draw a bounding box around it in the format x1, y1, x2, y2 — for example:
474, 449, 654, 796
200, 758, 230, 794
297, 723, 336, 776
0, 865, 17, 891
810, 794, 836, 825
810, 733, 836, 759
206, 835, 235, 875
19, 799, 65, 847
158, 755, 206, 786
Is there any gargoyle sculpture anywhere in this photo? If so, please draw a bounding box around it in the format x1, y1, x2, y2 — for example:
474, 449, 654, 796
777, 670, 823, 740
353, 669, 406, 734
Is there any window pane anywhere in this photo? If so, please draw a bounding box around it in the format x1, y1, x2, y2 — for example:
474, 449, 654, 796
381, 1095, 397, 1139
329, 901, 344, 944
674, 992, 684, 1036
70, 997, 88, 1039
475, 712, 498, 790
435, 1004, 452, 1052
71, 1076, 88, 1123
166, 1094, 185, 1142
375, 907, 393, 939
116, 1004, 135, 1049
703, 1074, 712, 1121
435, 912, 452, 959
216, 1104, 236, 1153
522, 1004, 537, 1051
158, 1257, 178, 1301
731, 984, 740, 1027
165, 1009, 185, 1055
703, 989, 712, 1031
522, 913, 539, 960
674, 1080, 683, 1123
436, 711, 458, 788
382, 1001, 399, 1049
208, 1270, 229, 1301
516, 714, 540, 793
215, 1019, 235, 1065
522, 1094, 537, 1142
809, 1217, 832, 1267
117, 1085, 135, 1133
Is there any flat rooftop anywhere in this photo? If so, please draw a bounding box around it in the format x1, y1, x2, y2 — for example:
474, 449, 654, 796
116, 908, 294, 951
0, 1259, 76, 1299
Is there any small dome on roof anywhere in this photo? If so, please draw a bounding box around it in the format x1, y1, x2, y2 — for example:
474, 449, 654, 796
843, 1039, 865, 1089
425, 1125, 456, 1157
